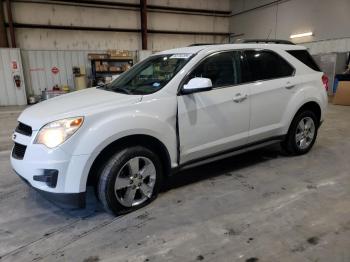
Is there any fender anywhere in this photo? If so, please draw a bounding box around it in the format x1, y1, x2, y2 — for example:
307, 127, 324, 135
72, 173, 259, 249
61, 96, 178, 192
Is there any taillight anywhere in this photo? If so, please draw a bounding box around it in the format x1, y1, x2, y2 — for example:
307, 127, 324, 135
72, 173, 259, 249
322, 74, 329, 91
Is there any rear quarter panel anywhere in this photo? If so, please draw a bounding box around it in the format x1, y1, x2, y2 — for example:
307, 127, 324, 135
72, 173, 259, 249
280, 71, 327, 135
276, 48, 327, 134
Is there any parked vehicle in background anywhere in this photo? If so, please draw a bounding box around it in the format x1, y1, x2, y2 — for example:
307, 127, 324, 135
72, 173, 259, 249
11, 41, 328, 215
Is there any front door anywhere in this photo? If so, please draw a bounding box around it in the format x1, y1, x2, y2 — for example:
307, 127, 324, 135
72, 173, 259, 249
177, 51, 250, 164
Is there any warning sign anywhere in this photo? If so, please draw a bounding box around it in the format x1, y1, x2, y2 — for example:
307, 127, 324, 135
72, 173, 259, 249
51, 67, 59, 74
11, 61, 18, 71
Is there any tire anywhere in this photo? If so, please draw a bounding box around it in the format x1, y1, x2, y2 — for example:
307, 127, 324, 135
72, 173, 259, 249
97, 146, 163, 216
281, 110, 319, 156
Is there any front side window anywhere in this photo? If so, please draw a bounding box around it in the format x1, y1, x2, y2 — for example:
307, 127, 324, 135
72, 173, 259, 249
101, 53, 194, 95
244, 50, 295, 81
185, 51, 243, 88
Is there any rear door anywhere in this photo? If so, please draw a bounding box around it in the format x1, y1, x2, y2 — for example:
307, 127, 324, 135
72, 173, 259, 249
177, 51, 250, 164
244, 49, 296, 143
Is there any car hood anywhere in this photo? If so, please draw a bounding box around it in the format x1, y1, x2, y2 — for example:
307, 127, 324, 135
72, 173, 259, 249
18, 88, 142, 130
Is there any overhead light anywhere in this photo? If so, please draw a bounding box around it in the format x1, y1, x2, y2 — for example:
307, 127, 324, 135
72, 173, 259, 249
290, 32, 313, 39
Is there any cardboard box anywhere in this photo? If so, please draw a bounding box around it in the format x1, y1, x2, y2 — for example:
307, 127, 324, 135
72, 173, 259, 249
121, 64, 131, 71
108, 49, 130, 58
333, 81, 350, 106
109, 66, 121, 72
88, 53, 108, 60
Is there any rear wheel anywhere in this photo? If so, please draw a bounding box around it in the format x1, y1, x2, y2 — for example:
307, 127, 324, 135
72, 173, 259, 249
97, 146, 163, 215
281, 110, 318, 155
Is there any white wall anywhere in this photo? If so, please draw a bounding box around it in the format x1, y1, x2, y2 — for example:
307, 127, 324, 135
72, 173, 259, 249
303, 38, 350, 55
9, 0, 230, 51
150, 0, 230, 10
230, 0, 350, 53
0, 48, 27, 105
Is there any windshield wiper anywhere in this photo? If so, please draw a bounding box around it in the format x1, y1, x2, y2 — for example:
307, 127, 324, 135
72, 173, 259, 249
98, 84, 132, 95
96, 83, 107, 89
112, 86, 132, 95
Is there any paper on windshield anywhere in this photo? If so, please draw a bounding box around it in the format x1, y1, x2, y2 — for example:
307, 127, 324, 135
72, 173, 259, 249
170, 53, 192, 59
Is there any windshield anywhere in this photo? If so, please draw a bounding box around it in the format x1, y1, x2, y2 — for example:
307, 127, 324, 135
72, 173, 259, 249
100, 53, 194, 95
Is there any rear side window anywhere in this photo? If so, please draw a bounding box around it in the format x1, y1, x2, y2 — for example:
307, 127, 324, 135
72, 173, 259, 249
287, 50, 321, 72
186, 51, 243, 88
244, 50, 295, 81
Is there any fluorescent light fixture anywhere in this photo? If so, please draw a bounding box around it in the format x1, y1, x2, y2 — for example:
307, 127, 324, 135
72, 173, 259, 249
290, 32, 313, 39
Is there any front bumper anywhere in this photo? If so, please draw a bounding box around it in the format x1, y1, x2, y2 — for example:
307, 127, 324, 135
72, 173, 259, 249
11, 129, 91, 208
15, 171, 85, 208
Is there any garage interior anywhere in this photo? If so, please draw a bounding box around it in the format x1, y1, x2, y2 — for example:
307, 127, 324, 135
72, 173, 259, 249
1, 0, 350, 261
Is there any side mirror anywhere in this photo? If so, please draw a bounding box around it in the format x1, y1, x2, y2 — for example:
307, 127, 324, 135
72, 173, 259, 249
182, 77, 212, 94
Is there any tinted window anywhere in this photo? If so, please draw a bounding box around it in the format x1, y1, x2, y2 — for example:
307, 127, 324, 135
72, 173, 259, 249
287, 50, 321, 72
186, 51, 243, 88
244, 50, 295, 81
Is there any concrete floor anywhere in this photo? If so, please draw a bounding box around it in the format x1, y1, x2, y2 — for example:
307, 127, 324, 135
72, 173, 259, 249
1, 104, 350, 262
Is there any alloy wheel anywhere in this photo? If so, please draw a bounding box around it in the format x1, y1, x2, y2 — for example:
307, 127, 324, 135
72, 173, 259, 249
295, 117, 315, 150
114, 156, 156, 207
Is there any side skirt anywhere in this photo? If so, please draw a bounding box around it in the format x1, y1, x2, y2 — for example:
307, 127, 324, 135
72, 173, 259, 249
172, 135, 285, 174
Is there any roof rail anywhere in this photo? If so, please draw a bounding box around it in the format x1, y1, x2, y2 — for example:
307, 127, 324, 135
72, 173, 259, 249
236, 39, 295, 45
188, 43, 217, 46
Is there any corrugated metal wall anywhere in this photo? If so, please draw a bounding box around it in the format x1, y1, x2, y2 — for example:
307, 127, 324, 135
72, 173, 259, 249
0, 48, 27, 106
21, 50, 137, 96
303, 38, 350, 55
21, 50, 96, 96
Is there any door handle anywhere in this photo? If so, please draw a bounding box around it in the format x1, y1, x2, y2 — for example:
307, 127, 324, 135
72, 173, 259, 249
233, 93, 248, 103
285, 82, 295, 89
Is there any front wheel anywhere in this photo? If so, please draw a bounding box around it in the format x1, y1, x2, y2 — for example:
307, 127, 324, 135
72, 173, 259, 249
281, 110, 318, 155
97, 146, 163, 215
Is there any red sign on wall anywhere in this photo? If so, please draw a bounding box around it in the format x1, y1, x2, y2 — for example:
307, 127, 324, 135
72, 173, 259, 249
51, 67, 60, 74
11, 61, 18, 70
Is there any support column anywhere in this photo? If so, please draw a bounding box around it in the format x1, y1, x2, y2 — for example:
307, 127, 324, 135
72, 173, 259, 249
5, 0, 15, 47
140, 0, 147, 50
0, 0, 8, 47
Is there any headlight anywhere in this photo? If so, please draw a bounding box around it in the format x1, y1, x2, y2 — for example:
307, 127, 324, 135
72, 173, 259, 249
34, 117, 84, 148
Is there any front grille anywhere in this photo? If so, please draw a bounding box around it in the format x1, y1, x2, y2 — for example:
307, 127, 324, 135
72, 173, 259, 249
15, 122, 32, 136
12, 143, 27, 160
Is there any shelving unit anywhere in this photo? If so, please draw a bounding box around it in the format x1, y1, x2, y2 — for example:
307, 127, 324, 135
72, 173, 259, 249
90, 56, 133, 86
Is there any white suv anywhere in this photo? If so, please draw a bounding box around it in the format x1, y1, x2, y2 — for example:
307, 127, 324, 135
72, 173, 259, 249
11, 42, 328, 215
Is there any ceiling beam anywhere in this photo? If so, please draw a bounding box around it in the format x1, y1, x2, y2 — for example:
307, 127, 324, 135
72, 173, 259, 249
6, 22, 230, 36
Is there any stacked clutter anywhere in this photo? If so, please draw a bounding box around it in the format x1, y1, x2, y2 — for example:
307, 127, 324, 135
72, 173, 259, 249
41, 85, 67, 101
332, 55, 350, 106
88, 50, 134, 85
